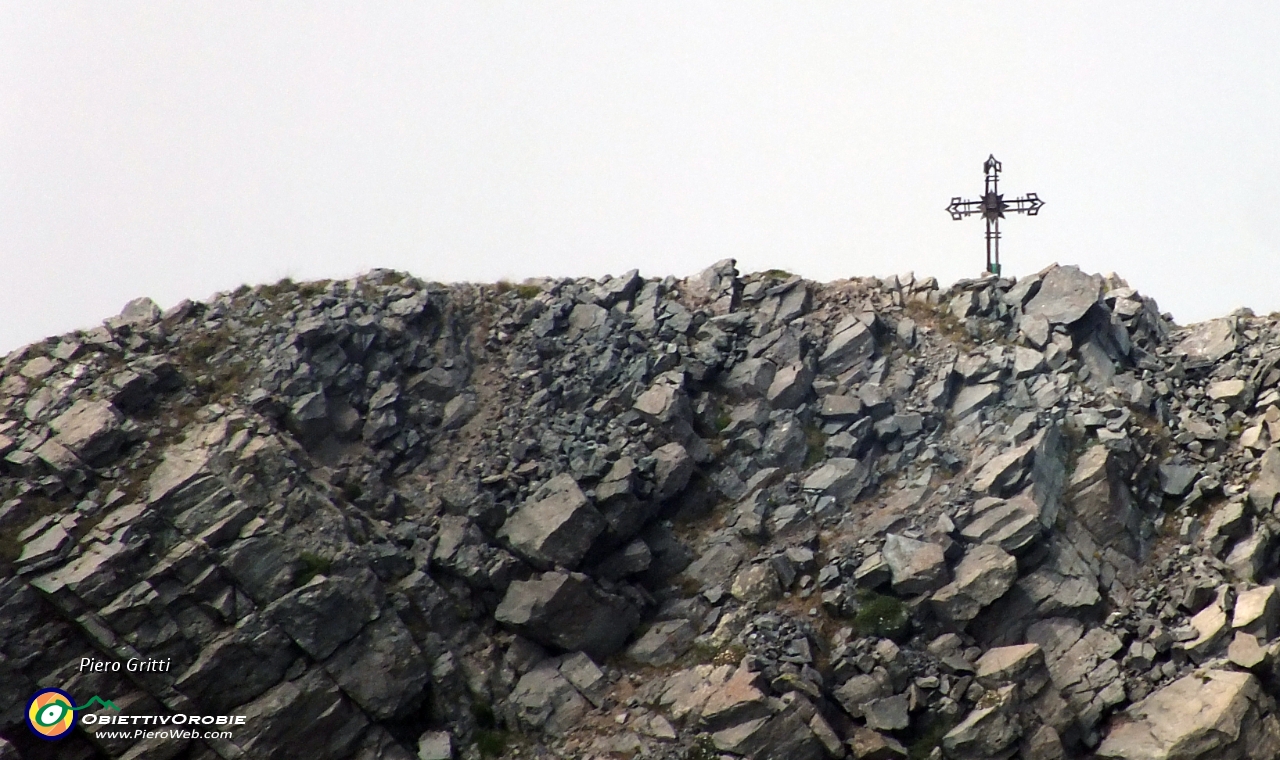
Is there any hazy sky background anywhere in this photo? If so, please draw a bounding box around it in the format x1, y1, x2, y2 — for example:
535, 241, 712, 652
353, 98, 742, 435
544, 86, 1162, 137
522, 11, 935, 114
4, 3, 1279, 353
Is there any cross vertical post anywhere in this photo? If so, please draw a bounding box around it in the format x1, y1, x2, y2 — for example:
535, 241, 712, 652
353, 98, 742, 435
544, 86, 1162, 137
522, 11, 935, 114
946, 155, 1043, 276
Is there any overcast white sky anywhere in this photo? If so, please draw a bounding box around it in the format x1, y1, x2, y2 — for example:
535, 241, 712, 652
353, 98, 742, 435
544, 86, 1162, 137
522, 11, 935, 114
4, 3, 1279, 353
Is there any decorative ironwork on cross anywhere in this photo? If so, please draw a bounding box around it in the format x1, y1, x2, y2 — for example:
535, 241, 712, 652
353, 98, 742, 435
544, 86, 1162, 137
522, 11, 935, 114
947, 155, 1044, 276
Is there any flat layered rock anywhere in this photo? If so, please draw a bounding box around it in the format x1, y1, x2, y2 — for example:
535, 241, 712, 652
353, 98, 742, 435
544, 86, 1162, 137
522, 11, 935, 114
495, 571, 640, 660
1097, 670, 1280, 760
882, 534, 948, 595
498, 474, 606, 569
50, 399, 124, 464
1023, 265, 1102, 325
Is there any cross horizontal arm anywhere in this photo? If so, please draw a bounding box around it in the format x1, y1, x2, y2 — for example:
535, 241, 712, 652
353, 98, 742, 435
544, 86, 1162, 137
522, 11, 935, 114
1003, 193, 1045, 216
946, 197, 984, 220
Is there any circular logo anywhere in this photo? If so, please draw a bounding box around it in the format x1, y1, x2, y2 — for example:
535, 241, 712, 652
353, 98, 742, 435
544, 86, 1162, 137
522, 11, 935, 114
26, 688, 77, 740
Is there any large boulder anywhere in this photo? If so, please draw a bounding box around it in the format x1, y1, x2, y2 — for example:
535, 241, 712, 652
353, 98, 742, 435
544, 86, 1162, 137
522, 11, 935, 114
495, 571, 640, 660
50, 399, 124, 465
1023, 265, 1102, 326
1097, 670, 1280, 760
498, 474, 606, 569
881, 534, 948, 595
266, 574, 382, 660
1173, 318, 1239, 367
819, 317, 876, 375
323, 613, 430, 721
931, 544, 1017, 625
1068, 445, 1139, 557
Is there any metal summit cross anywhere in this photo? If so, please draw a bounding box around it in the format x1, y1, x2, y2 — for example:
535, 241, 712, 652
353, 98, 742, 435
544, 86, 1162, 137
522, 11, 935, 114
947, 155, 1044, 276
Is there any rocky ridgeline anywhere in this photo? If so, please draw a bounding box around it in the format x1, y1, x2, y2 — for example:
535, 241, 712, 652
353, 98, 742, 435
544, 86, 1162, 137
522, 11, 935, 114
3, 263, 1280, 760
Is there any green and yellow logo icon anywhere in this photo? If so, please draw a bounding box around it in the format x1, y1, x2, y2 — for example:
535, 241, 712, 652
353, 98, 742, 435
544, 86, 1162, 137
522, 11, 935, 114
26, 689, 119, 740
27, 688, 76, 739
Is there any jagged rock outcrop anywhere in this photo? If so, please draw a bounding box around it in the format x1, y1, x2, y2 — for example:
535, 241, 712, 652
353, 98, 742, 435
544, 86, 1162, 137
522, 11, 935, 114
3, 262, 1280, 760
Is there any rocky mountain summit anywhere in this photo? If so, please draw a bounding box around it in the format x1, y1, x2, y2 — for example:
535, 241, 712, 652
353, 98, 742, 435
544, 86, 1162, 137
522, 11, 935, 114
3, 262, 1280, 760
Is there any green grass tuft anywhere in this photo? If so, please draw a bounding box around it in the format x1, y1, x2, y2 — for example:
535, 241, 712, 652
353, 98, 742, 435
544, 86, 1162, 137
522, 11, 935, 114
475, 730, 507, 758
854, 591, 910, 641
292, 552, 332, 587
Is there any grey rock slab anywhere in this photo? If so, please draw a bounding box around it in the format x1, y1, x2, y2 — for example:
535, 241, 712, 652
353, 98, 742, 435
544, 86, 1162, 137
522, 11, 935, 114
818, 394, 864, 420
1228, 632, 1267, 670
34, 438, 80, 475
633, 373, 692, 424
847, 727, 909, 760
147, 446, 212, 505
1184, 602, 1230, 662
325, 613, 430, 721
1023, 265, 1102, 325
930, 544, 1017, 625
19, 356, 58, 380
16, 524, 69, 567
235, 669, 369, 760
287, 391, 331, 441
971, 439, 1036, 496
863, 694, 909, 732
974, 644, 1045, 690
1248, 446, 1280, 511
441, 393, 478, 430
626, 619, 697, 666
681, 541, 745, 593
498, 473, 605, 569
558, 651, 608, 707
1159, 462, 1200, 497
834, 674, 885, 718
495, 571, 640, 659
942, 689, 1021, 760
507, 660, 589, 736
652, 442, 694, 500
819, 319, 875, 375
802, 457, 870, 501
173, 617, 296, 712
1020, 313, 1051, 349
952, 383, 1000, 419
960, 495, 1042, 554
720, 357, 777, 398
1208, 378, 1250, 405
699, 665, 772, 731
730, 562, 783, 604
882, 533, 948, 595
1012, 345, 1047, 378
266, 574, 381, 660
119, 296, 163, 324
50, 399, 124, 464
1233, 585, 1279, 639
1097, 669, 1280, 760
417, 731, 454, 760
767, 361, 814, 409
1173, 317, 1239, 366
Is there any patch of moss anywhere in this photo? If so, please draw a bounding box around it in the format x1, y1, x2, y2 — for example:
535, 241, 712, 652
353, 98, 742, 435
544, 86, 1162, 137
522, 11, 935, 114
685, 735, 718, 760
907, 713, 955, 760
854, 591, 910, 641
475, 730, 507, 758
292, 552, 332, 587
470, 701, 497, 730
761, 269, 793, 279
187, 337, 220, 363
804, 424, 827, 468
341, 482, 364, 504
687, 640, 746, 668
258, 278, 297, 299
296, 281, 329, 299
